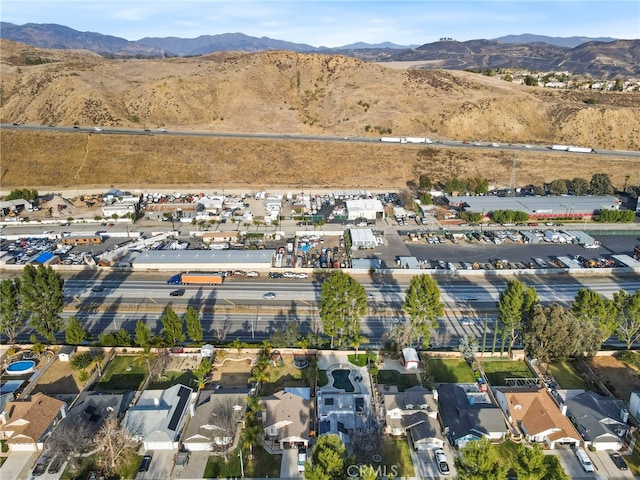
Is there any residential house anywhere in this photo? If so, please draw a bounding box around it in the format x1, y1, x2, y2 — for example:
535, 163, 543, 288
123, 384, 193, 450
317, 388, 374, 446
0, 393, 66, 451
383, 386, 443, 451
261, 390, 311, 450
565, 391, 630, 451
494, 387, 581, 449
182, 391, 246, 452
436, 383, 508, 448
48, 391, 134, 449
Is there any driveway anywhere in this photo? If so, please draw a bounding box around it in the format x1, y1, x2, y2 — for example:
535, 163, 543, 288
408, 440, 456, 479
280, 447, 303, 479
547, 447, 599, 480
0, 451, 39, 480
135, 450, 175, 480
172, 450, 209, 479
590, 450, 635, 480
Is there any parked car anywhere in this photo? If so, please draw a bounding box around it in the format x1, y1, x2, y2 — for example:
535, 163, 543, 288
233, 270, 247, 277
138, 454, 152, 473
170, 288, 185, 297
169, 346, 185, 354
434, 449, 450, 475
247, 271, 260, 277
296, 272, 308, 279
283, 271, 296, 278
610, 452, 628, 471
297, 449, 307, 473
269, 272, 283, 279
47, 453, 64, 474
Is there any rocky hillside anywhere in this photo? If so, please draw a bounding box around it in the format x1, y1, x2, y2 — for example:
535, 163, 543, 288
1, 40, 639, 190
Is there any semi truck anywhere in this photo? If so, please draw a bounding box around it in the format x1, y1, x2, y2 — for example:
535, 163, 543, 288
380, 137, 405, 143
167, 272, 224, 285
550, 145, 594, 153
404, 137, 433, 144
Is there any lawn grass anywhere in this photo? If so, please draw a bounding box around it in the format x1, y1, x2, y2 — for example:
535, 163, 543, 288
348, 353, 368, 367
480, 359, 534, 386
60, 454, 99, 480
261, 355, 312, 396
204, 447, 281, 478
149, 370, 195, 389
494, 441, 565, 478
376, 370, 419, 392
427, 357, 476, 384
95, 355, 150, 391
379, 437, 415, 477
547, 360, 587, 389
119, 454, 143, 479
627, 430, 640, 475
318, 370, 328, 387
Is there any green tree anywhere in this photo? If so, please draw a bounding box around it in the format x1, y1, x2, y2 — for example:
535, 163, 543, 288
522, 304, 583, 361
496, 280, 537, 357
134, 320, 152, 351
192, 358, 213, 389
613, 289, 640, 349
318, 272, 367, 348
543, 455, 569, 480
350, 333, 369, 361
161, 306, 185, 345
572, 288, 617, 354
0, 278, 25, 343
270, 320, 302, 347
305, 433, 347, 480
418, 174, 432, 191
455, 437, 507, 480
514, 443, 547, 480
548, 179, 568, 196
403, 274, 445, 347
570, 177, 590, 196
21, 265, 65, 343
590, 173, 614, 195
65, 316, 87, 345
184, 306, 203, 343
114, 328, 131, 346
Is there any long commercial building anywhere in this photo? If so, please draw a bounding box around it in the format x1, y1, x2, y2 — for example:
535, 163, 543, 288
446, 195, 620, 219
132, 249, 276, 271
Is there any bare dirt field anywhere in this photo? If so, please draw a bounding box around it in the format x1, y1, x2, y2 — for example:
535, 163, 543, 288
588, 355, 640, 404
31, 357, 84, 396
213, 355, 254, 386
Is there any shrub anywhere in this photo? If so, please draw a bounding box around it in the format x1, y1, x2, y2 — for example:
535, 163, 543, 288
78, 370, 89, 382
615, 350, 639, 367
70, 352, 94, 370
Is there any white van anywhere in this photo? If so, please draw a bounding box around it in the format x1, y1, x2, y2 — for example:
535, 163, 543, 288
575, 448, 594, 472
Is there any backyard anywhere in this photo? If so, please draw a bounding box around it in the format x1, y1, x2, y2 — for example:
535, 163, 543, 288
94, 355, 149, 391
544, 360, 587, 389
30, 356, 86, 396
480, 359, 534, 386
424, 357, 476, 384
375, 370, 420, 392
261, 354, 316, 396
203, 447, 281, 478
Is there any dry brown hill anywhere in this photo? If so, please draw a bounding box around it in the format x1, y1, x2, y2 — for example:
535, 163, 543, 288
1, 40, 639, 190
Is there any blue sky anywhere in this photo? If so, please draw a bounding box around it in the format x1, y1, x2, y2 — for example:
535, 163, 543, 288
1, 1, 638, 47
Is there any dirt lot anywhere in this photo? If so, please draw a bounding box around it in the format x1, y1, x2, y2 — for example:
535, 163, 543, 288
213, 355, 254, 386
588, 355, 640, 404
31, 356, 85, 397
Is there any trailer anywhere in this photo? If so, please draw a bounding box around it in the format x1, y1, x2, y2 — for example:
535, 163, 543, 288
405, 137, 427, 144
551, 145, 571, 151
567, 146, 594, 153
167, 272, 225, 285
380, 137, 404, 143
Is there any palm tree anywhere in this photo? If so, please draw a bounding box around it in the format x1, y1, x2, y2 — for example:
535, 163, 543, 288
351, 334, 369, 362
193, 358, 213, 390
241, 422, 262, 460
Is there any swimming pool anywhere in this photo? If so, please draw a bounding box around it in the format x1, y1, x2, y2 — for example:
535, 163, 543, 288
5, 360, 36, 375
331, 369, 355, 392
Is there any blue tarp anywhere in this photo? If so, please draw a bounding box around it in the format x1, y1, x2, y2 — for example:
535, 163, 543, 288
34, 251, 54, 264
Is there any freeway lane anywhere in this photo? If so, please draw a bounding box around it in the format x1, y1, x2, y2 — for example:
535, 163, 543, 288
63, 276, 640, 308
4, 123, 640, 158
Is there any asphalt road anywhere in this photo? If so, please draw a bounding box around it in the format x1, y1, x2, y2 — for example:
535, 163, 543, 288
3, 123, 640, 158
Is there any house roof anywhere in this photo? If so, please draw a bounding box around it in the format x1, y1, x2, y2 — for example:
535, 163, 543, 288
261, 390, 311, 441
496, 387, 581, 441
182, 391, 246, 445
0, 393, 65, 444
123, 384, 193, 442
384, 386, 435, 413
565, 391, 628, 442
408, 413, 440, 443
436, 384, 506, 442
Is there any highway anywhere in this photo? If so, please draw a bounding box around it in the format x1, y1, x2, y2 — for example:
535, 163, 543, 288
3, 123, 640, 159
10, 274, 630, 346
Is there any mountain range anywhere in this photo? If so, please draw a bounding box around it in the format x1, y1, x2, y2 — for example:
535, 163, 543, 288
0, 22, 638, 76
